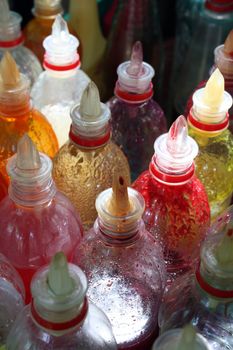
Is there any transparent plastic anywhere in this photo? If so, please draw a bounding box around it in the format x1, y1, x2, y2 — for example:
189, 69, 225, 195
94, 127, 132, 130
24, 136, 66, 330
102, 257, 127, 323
0, 52, 58, 185
133, 116, 210, 285
173, 2, 233, 115
153, 326, 212, 350
0, 136, 83, 303
159, 210, 233, 350
7, 252, 117, 350
0, 254, 25, 346
0, 0, 42, 86
108, 42, 167, 180
74, 176, 165, 349
31, 15, 90, 147
188, 70, 233, 219
53, 82, 130, 230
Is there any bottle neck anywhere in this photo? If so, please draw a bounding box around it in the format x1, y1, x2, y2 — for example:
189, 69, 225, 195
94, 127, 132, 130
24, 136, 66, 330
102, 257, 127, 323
188, 108, 229, 135
114, 81, 154, 104
205, 0, 233, 13
31, 297, 88, 335
0, 32, 24, 49
0, 93, 31, 120
44, 66, 79, 79
33, 7, 63, 20
43, 58, 81, 76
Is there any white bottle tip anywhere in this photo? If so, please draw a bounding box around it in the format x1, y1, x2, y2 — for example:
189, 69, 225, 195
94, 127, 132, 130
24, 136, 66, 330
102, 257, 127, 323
79, 81, 101, 121
16, 134, 41, 170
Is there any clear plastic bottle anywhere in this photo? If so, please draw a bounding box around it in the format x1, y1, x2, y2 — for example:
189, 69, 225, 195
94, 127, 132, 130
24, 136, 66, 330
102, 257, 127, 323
0, 254, 25, 347
0, 135, 83, 304
31, 15, 90, 147
187, 68, 233, 219
133, 116, 210, 285
74, 174, 165, 349
24, 0, 81, 65
159, 208, 233, 350
6, 252, 117, 350
108, 41, 167, 181
53, 81, 130, 230
174, 0, 233, 115
153, 325, 212, 350
0, 52, 58, 186
0, 0, 42, 86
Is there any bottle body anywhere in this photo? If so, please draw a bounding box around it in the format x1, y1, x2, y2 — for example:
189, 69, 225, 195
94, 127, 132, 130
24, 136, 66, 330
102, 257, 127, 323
133, 171, 210, 283
0, 45, 42, 87
0, 254, 25, 346
31, 70, 90, 147
159, 272, 233, 350
109, 97, 167, 180
52, 140, 130, 230
174, 9, 233, 115
0, 191, 83, 303
7, 302, 117, 350
74, 220, 163, 349
0, 108, 58, 184
188, 126, 233, 218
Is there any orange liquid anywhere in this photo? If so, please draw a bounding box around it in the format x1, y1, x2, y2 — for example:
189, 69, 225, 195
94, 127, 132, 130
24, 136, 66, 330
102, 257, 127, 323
24, 17, 82, 64
0, 104, 58, 184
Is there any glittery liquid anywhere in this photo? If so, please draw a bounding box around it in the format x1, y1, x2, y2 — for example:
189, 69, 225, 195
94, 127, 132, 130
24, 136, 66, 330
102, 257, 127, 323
188, 127, 233, 219
52, 141, 130, 229
0, 108, 58, 185
133, 171, 210, 283
0, 192, 82, 303
109, 97, 167, 181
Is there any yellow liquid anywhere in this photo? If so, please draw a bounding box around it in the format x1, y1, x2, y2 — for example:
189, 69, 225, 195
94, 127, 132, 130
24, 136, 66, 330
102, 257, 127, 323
53, 140, 131, 229
189, 126, 233, 219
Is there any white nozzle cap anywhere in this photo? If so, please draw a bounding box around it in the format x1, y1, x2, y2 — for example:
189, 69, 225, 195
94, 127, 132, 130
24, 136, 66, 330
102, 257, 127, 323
117, 41, 154, 93
43, 14, 79, 66
0, 0, 22, 42
154, 116, 198, 174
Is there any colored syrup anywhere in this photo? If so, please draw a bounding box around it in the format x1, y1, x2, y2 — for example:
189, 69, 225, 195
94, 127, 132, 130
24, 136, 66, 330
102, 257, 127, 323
0, 108, 58, 183
87, 274, 159, 350
53, 141, 130, 229
109, 97, 167, 181
188, 127, 233, 219
133, 171, 210, 281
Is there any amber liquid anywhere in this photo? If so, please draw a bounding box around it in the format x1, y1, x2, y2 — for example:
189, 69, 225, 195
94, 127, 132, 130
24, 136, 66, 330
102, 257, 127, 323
0, 105, 58, 184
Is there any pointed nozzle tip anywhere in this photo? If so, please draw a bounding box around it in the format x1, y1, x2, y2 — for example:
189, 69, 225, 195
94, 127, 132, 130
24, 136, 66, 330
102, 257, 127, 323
127, 41, 143, 76
0, 51, 20, 88
215, 223, 233, 267
79, 81, 101, 120
176, 325, 197, 350
224, 29, 233, 55
16, 134, 41, 170
52, 13, 69, 37
203, 68, 225, 107
108, 173, 131, 217
0, 0, 10, 20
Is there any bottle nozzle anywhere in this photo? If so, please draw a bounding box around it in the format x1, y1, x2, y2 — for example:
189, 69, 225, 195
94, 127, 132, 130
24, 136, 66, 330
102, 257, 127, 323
126, 41, 143, 77
16, 134, 41, 170
48, 252, 75, 296
79, 81, 101, 121
224, 29, 233, 56
215, 222, 233, 268
167, 115, 188, 154
52, 14, 69, 41
202, 68, 225, 109
0, 51, 20, 89
176, 325, 197, 350
0, 0, 10, 22
107, 173, 131, 217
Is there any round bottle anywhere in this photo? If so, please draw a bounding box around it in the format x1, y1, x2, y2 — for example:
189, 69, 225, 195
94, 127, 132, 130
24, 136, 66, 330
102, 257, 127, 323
0, 0, 42, 86
31, 14, 90, 147
188, 68, 233, 219
24, 0, 81, 65
0, 135, 83, 303
0, 254, 25, 347
133, 115, 210, 285
6, 252, 117, 350
53, 81, 130, 230
108, 41, 167, 181
159, 209, 233, 350
74, 174, 165, 349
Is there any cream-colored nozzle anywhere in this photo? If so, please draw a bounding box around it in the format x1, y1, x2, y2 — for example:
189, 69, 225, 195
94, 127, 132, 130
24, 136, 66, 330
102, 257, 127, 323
0, 0, 10, 22
16, 134, 41, 170
107, 173, 131, 217
215, 223, 233, 270
176, 325, 197, 350
224, 30, 233, 56
79, 81, 101, 120
48, 252, 75, 296
202, 68, 225, 109
0, 51, 20, 89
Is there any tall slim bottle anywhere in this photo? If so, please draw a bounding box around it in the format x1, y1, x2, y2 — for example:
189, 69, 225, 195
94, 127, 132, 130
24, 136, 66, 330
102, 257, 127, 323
74, 174, 165, 349
187, 68, 233, 218
0, 52, 58, 186
133, 116, 210, 285
0, 135, 83, 303
0, 0, 42, 86
108, 41, 167, 181
24, 0, 81, 64
174, 0, 233, 115
31, 15, 90, 147
53, 81, 130, 230
7, 252, 117, 350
